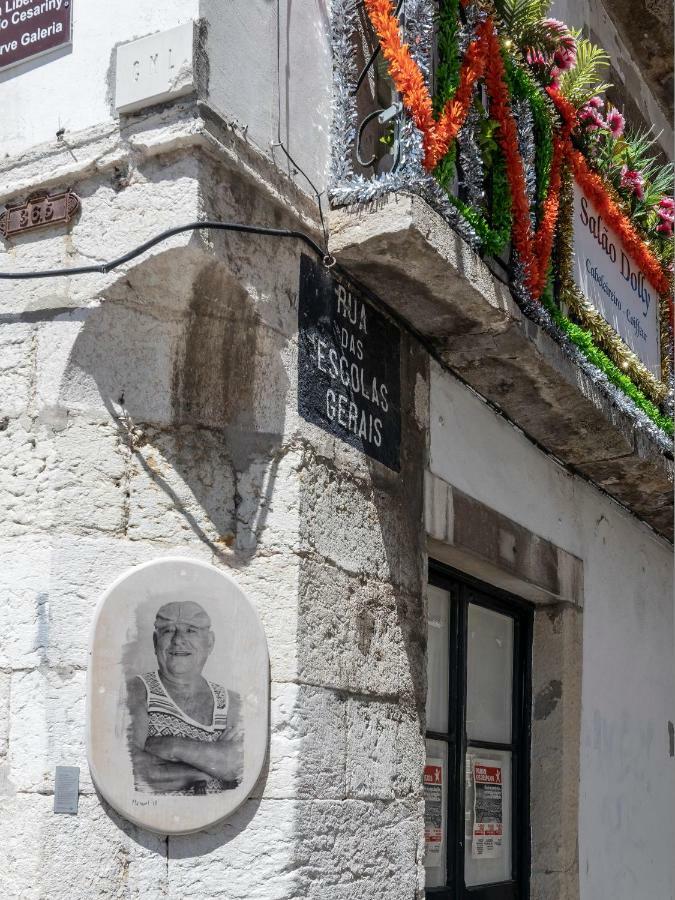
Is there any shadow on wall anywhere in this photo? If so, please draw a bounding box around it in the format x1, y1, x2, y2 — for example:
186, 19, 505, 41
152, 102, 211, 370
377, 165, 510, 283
55, 240, 292, 853
58, 242, 290, 560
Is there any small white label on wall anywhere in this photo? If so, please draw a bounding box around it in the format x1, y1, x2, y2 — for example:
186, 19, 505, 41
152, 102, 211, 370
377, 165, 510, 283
115, 21, 194, 114
572, 182, 661, 377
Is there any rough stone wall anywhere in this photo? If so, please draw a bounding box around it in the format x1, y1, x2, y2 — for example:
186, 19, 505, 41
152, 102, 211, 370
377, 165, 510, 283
552, 0, 673, 157
0, 107, 429, 898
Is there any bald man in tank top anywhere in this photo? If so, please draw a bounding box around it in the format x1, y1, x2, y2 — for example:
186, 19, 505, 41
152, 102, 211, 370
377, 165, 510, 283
127, 600, 244, 795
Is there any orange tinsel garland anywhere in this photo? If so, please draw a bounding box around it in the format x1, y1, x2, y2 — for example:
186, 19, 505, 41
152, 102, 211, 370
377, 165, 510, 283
483, 25, 537, 292
363, 0, 488, 171
363, 0, 437, 166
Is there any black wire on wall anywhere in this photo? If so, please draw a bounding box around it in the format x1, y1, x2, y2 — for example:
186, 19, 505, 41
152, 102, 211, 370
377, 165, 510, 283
0, 221, 334, 280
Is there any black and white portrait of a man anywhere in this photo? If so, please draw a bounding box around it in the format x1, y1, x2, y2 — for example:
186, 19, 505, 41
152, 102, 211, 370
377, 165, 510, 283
126, 599, 244, 796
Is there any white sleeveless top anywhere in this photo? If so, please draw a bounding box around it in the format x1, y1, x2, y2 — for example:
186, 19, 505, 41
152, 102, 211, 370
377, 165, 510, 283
137, 671, 231, 794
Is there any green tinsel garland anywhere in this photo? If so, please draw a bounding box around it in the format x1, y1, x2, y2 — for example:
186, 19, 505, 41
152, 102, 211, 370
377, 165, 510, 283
503, 55, 554, 209
448, 154, 512, 256
541, 286, 673, 435
433, 0, 512, 256
434, 0, 461, 114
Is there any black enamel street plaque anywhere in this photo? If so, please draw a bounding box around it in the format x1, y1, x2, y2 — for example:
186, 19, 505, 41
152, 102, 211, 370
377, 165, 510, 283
298, 254, 401, 471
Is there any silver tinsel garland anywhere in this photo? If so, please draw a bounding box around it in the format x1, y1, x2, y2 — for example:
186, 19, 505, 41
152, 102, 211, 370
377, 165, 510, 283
512, 98, 537, 228
328, 0, 673, 442
329, 0, 480, 247
457, 97, 486, 209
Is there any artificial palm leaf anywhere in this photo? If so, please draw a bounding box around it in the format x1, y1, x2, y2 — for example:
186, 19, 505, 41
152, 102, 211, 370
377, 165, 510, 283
492, 0, 550, 43
559, 35, 611, 106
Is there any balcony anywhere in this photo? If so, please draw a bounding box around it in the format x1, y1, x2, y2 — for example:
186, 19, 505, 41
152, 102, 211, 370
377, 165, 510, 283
328, 0, 674, 539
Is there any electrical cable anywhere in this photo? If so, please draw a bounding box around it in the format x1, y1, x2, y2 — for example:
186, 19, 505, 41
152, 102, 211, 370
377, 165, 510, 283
0, 220, 335, 280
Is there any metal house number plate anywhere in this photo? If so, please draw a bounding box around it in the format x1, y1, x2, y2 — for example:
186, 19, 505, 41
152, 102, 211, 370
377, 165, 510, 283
0, 189, 80, 239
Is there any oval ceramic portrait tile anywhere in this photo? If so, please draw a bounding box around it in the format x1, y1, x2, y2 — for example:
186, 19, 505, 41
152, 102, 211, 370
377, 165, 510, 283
87, 558, 269, 834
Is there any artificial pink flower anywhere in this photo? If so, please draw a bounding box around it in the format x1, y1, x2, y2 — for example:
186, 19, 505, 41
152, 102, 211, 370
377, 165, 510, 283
526, 49, 547, 67
620, 165, 645, 200
579, 104, 606, 131
605, 108, 625, 139
655, 196, 675, 235
587, 96, 604, 110
553, 39, 577, 73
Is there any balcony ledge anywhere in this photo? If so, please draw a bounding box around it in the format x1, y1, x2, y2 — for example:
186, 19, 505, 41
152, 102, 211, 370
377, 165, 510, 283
329, 193, 673, 541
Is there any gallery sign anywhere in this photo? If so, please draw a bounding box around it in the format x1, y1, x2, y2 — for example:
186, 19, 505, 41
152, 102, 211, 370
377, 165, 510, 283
298, 254, 401, 471
572, 182, 661, 377
0, 0, 72, 73
87, 558, 269, 835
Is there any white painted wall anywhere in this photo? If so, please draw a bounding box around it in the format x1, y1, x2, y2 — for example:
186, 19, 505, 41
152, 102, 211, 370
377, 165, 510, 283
0, 1, 333, 196
200, 0, 333, 192
430, 361, 675, 900
0, 0, 199, 158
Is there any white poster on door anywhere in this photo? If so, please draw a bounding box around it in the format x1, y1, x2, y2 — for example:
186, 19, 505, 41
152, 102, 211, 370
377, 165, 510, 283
472, 760, 503, 860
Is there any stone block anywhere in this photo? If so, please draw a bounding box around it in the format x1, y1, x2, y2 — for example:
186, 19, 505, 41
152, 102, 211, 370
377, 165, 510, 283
234, 447, 302, 556
346, 699, 423, 801
168, 798, 298, 899
293, 798, 421, 899
0, 537, 51, 669
0, 323, 34, 417
127, 425, 236, 545
6, 668, 88, 794
116, 22, 195, 114
531, 604, 582, 880
297, 554, 425, 700
42, 413, 124, 535
299, 456, 420, 593
44, 414, 127, 535
218, 551, 300, 683
0, 416, 53, 538
0, 793, 167, 900
254, 682, 347, 800
36, 305, 180, 426
171, 275, 293, 436
0, 672, 9, 760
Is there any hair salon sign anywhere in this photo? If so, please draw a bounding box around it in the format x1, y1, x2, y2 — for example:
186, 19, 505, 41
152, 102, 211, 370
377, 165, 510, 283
572, 182, 661, 377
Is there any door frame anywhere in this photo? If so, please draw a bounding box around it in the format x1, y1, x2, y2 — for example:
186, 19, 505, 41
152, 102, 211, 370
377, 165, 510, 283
426, 560, 533, 900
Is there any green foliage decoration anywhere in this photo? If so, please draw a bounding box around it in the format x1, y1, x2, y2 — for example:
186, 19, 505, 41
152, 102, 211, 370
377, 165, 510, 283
434, 0, 461, 115
541, 285, 673, 435
503, 55, 553, 206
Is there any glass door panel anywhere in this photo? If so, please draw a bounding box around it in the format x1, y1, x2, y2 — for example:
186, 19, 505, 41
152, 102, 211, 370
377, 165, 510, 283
427, 584, 451, 734
466, 602, 513, 744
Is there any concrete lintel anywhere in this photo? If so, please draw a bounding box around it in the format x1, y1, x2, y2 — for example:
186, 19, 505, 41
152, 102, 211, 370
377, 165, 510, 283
330, 195, 673, 540
425, 473, 584, 608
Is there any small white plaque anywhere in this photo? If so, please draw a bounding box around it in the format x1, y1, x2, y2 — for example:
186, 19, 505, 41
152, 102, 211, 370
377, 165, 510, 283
87, 558, 269, 835
572, 182, 661, 377
115, 22, 195, 114
54, 766, 80, 815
